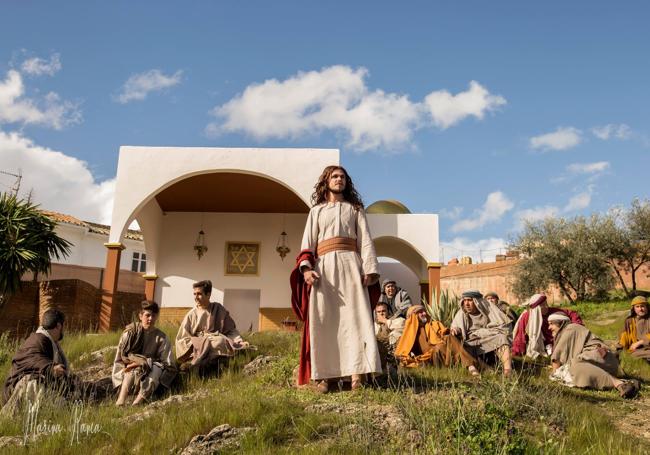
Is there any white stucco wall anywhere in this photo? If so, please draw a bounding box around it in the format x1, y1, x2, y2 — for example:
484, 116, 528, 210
53, 223, 145, 271
109, 147, 339, 243
155, 212, 307, 309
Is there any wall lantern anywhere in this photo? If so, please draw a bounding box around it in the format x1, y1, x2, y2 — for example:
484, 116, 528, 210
276, 231, 290, 260
194, 230, 208, 260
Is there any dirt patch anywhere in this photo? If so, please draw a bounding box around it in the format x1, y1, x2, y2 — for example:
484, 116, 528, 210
243, 355, 278, 375
305, 401, 407, 433
606, 393, 650, 443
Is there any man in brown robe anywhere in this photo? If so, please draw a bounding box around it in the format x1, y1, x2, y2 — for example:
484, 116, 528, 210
549, 313, 639, 398
2, 309, 74, 413
617, 295, 650, 363
175, 280, 248, 372
113, 300, 176, 405
395, 305, 479, 376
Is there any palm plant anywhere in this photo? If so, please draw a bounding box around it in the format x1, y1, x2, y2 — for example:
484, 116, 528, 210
0, 192, 71, 306
422, 288, 460, 327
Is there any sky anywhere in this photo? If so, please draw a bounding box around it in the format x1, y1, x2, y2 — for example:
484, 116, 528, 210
1, 1, 648, 262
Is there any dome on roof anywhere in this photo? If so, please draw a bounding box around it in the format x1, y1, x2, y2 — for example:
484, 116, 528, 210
366, 200, 411, 214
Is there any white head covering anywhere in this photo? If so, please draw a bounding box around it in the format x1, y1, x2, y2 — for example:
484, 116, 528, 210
547, 313, 570, 324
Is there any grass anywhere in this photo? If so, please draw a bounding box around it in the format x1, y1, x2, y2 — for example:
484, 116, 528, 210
0, 302, 648, 454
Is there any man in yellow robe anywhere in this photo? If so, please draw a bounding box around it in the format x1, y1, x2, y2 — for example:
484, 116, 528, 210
395, 305, 479, 376
617, 295, 650, 362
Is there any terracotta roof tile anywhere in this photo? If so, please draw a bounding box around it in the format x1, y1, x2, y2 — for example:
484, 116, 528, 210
41, 210, 143, 241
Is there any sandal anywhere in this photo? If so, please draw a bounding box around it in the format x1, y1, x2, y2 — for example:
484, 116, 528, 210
316, 380, 329, 394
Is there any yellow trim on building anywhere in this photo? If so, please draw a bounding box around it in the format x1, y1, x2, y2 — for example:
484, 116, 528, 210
427, 262, 442, 268
103, 242, 125, 250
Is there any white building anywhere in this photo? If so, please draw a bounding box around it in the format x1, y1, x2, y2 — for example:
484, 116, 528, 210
101, 146, 441, 332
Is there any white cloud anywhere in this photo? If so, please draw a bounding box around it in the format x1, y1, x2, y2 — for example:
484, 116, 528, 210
441, 237, 508, 263
530, 127, 582, 151
566, 161, 610, 174
0, 69, 81, 129
440, 206, 464, 220
423, 80, 506, 129
0, 130, 114, 224
515, 205, 560, 229
563, 190, 592, 212
563, 183, 595, 213
206, 65, 506, 152
451, 191, 514, 232
21, 53, 62, 76
115, 69, 183, 104
591, 123, 631, 140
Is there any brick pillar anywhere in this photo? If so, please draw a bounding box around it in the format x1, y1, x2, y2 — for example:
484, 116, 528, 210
427, 263, 442, 305
99, 242, 124, 332
419, 280, 429, 304
143, 274, 158, 301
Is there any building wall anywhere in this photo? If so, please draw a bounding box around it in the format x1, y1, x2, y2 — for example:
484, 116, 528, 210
155, 212, 308, 313
23, 263, 145, 294
52, 223, 146, 271
441, 259, 650, 305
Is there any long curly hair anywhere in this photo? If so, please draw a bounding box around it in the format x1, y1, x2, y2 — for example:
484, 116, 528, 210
310, 165, 364, 210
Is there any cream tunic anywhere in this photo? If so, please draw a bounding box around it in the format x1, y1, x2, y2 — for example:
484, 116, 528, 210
175, 305, 243, 364
301, 202, 382, 380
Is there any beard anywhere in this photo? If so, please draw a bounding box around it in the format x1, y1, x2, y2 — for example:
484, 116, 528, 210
418, 314, 429, 324
328, 187, 344, 194
59, 331, 64, 341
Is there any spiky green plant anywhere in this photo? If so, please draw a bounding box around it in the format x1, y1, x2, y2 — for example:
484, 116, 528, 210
422, 288, 459, 327
0, 192, 71, 306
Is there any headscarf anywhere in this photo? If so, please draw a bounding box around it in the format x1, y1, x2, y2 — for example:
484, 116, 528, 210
522, 293, 546, 309
379, 278, 412, 318
406, 304, 425, 318
451, 294, 512, 341
461, 290, 483, 300
548, 312, 570, 325
485, 291, 499, 299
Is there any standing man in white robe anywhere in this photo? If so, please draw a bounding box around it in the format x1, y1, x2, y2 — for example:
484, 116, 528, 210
293, 165, 382, 392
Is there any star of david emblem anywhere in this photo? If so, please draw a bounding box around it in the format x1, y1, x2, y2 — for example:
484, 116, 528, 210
226, 242, 260, 275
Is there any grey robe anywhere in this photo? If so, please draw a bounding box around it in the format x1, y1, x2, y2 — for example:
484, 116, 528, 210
450, 298, 512, 355
552, 323, 619, 390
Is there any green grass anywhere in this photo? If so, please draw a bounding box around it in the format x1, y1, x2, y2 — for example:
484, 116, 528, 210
0, 302, 648, 454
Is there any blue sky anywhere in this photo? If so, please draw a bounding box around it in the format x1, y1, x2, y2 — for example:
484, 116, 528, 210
1, 1, 648, 261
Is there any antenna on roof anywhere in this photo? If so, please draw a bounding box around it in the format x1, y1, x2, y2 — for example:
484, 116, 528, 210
0, 169, 22, 196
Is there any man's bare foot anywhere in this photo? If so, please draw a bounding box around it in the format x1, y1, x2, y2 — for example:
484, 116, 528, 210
132, 394, 147, 405
468, 365, 480, 377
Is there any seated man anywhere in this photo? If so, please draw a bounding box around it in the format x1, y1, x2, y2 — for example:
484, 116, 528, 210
395, 305, 479, 376
374, 302, 405, 372
617, 296, 650, 363
378, 279, 412, 318
2, 309, 75, 414
512, 293, 583, 360
484, 291, 517, 325
450, 290, 513, 376
113, 300, 176, 406
549, 313, 639, 398
175, 280, 248, 371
